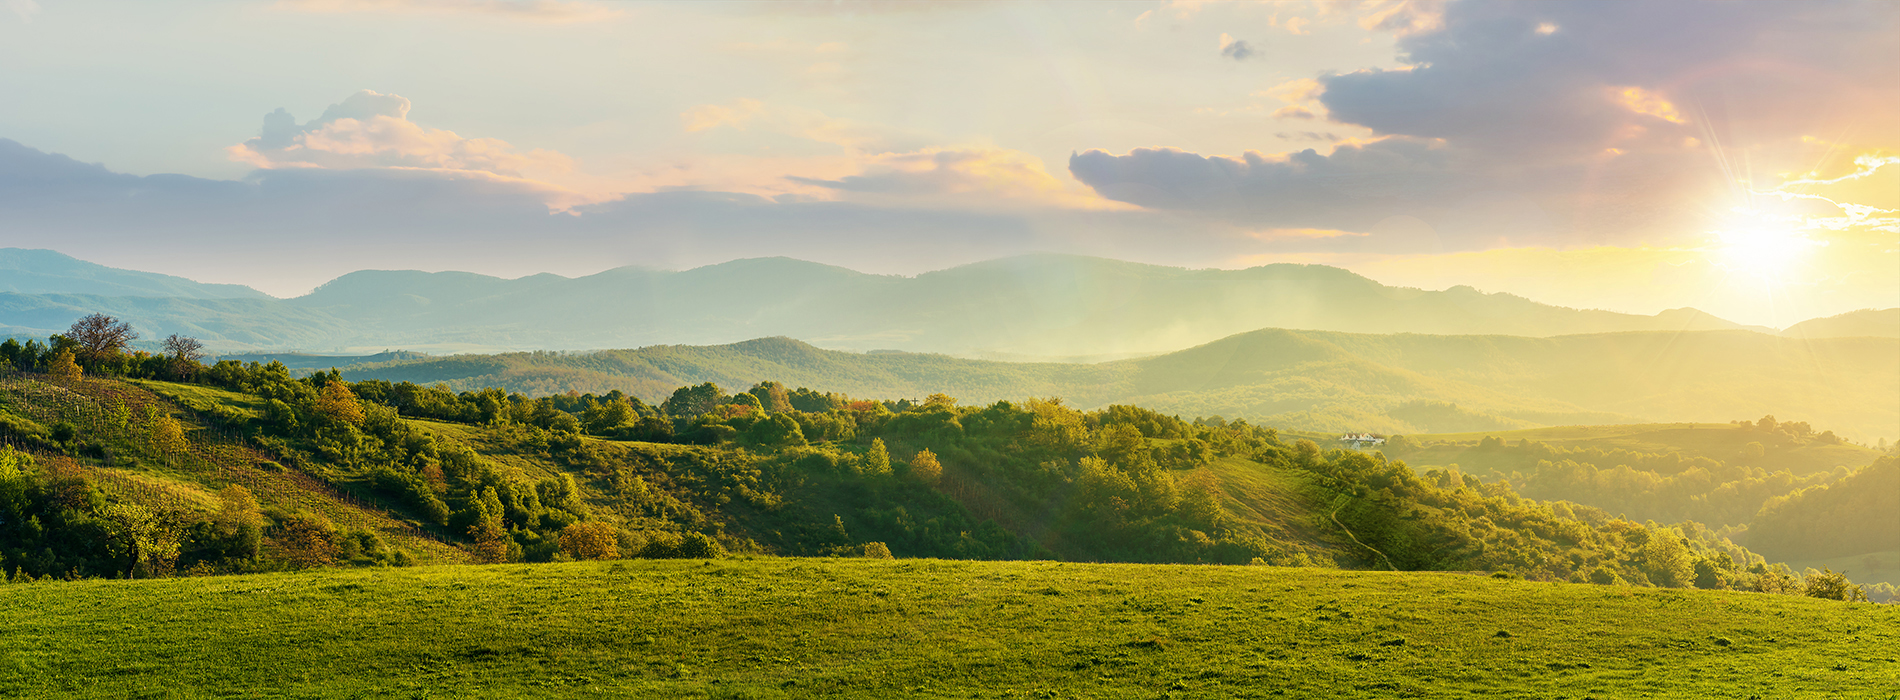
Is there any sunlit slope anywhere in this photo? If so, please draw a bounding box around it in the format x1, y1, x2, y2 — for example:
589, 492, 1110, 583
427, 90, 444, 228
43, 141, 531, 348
1, 377, 466, 565
1, 559, 1893, 699
342, 329, 1900, 441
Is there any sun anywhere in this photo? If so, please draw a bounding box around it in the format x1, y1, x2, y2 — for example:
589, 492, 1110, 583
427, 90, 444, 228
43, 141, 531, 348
1709, 208, 1822, 285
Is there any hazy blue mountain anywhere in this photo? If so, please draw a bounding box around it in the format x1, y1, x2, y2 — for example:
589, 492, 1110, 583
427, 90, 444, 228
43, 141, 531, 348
0, 248, 267, 300
1780, 308, 1900, 339
0, 252, 1791, 356
340, 328, 1900, 443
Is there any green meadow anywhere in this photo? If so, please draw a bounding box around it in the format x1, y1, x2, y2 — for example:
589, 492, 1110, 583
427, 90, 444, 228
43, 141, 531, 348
2, 558, 1895, 699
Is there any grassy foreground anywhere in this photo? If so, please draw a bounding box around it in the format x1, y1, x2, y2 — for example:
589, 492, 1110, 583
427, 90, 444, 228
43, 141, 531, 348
1, 559, 1896, 699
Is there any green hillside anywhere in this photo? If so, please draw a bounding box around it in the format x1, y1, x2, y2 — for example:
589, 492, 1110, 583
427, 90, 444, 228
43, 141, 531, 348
1, 559, 1894, 699
340, 328, 1900, 443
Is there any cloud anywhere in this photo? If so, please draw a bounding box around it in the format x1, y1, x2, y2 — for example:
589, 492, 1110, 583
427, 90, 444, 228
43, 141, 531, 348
1354, 0, 1444, 37
274, 0, 624, 23
1071, 0, 1900, 250
789, 147, 1128, 210
228, 90, 575, 181
5, 0, 37, 21
1218, 33, 1255, 60
1070, 140, 1465, 235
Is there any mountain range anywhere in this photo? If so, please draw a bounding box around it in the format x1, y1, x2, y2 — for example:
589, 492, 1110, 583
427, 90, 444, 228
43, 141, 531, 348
5, 248, 1892, 358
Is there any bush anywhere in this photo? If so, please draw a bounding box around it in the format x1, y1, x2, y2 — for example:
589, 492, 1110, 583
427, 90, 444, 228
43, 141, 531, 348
1803, 568, 1868, 602
863, 542, 894, 559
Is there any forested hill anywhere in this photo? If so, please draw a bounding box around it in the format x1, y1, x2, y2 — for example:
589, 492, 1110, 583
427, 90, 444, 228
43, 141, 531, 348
339, 329, 1900, 442
2, 252, 1783, 356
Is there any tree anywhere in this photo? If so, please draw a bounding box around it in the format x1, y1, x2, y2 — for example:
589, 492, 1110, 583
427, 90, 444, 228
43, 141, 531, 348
46, 347, 82, 383
315, 381, 366, 425
161, 334, 206, 380
864, 438, 892, 476
662, 382, 725, 418
66, 313, 137, 366
908, 448, 942, 484
1804, 568, 1868, 602
145, 405, 189, 455
558, 522, 620, 560
748, 381, 792, 413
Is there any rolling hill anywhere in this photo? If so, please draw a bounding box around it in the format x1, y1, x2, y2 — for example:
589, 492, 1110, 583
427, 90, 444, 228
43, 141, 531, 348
337, 328, 1900, 443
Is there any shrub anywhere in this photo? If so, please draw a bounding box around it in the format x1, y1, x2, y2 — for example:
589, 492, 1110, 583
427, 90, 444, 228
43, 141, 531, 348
863, 542, 894, 559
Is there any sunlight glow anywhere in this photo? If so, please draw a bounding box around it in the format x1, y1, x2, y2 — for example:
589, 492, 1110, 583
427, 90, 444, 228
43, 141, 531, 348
1709, 208, 1824, 284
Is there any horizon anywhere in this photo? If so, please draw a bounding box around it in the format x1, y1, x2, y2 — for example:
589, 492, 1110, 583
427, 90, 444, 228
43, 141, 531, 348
11, 244, 1885, 334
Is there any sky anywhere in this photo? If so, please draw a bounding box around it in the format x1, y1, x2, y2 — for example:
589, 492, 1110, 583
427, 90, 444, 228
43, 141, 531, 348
0, 0, 1895, 328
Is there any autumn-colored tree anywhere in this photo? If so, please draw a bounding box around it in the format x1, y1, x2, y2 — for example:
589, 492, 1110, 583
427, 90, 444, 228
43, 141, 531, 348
66, 313, 137, 366
315, 381, 365, 425
558, 522, 620, 560
46, 347, 82, 383
272, 510, 341, 569
145, 405, 189, 456
748, 381, 792, 413
212, 485, 264, 560
908, 448, 942, 484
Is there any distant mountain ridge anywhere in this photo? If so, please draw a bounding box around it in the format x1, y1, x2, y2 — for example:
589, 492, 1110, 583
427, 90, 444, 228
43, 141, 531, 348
0, 249, 267, 300
0, 250, 1831, 357
1780, 308, 1900, 339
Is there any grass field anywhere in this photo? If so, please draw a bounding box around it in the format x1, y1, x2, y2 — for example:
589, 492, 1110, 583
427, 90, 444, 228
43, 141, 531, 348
0, 558, 1894, 699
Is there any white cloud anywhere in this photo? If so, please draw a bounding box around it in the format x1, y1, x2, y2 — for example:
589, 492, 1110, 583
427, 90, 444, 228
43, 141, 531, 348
228, 90, 574, 179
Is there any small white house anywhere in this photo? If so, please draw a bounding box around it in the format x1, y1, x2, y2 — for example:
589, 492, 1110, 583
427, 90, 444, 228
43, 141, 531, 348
1339, 433, 1385, 449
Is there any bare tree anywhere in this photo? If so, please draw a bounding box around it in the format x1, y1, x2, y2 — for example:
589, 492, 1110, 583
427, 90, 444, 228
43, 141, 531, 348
66, 313, 138, 366
162, 334, 206, 379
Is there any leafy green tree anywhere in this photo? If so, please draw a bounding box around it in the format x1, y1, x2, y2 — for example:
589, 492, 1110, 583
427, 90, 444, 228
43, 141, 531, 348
864, 438, 892, 476
662, 382, 725, 418
1803, 568, 1868, 601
